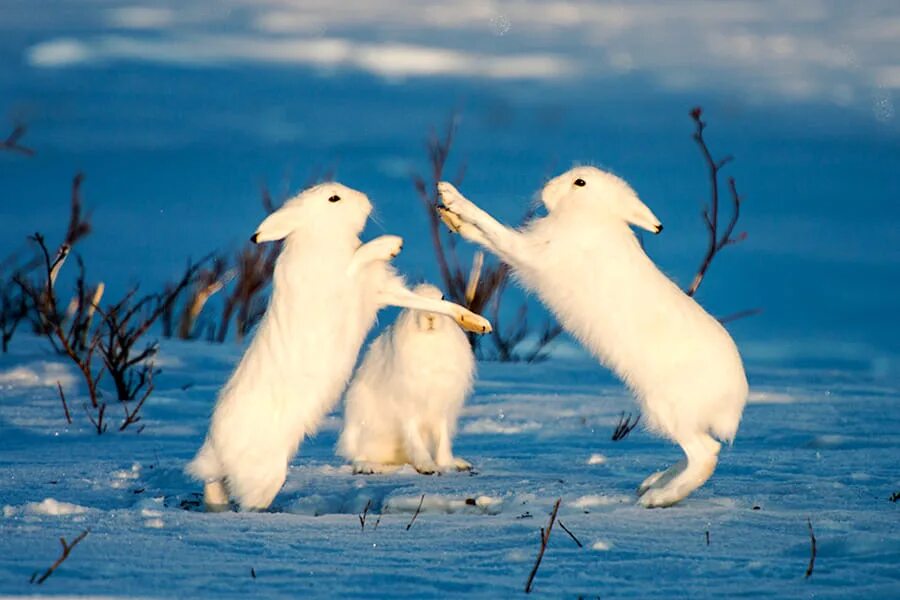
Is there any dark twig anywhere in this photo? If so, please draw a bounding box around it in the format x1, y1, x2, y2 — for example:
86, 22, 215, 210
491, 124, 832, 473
718, 307, 763, 324
686, 108, 748, 298
890, 491, 900, 502
56, 381, 72, 425
406, 494, 425, 531
1, 124, 35, 156
805, 518, 817, 579
556, 519, 583, 548
359, 499, 372, 531
416, 115, 561, 361
706, 530, 710, 546
611, 411, 640, 441
525, 498, 562, 594
30, 529, 89, 584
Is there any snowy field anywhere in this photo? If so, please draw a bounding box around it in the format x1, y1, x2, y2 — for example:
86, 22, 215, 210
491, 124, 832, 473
1, 333, 898, 597
2, 1, 900, 597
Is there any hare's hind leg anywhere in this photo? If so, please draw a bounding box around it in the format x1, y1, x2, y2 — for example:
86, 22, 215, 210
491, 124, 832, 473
401, 418, 439, 475
638, 433, 721, 508
203, 479, 231, 512
434, 418, 470, 472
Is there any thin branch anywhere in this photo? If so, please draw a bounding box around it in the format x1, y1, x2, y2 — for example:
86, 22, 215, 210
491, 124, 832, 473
611, 411, 640, 441
556, 519, 583, 548
405, 494, 425, 531
30, 529, 89, 584
717, 307, 763, 324
359, 499, 372, 531
1, 124, 35, 156
686, 107, 747, 298
56, 381, 71, 425
525, 498, 561, 594
805, 518, 817, 579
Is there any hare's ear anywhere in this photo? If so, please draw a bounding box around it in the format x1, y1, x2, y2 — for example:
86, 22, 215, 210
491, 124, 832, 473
252, 207, 297, 243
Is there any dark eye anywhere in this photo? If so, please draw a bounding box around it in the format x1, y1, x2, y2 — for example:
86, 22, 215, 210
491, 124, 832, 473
574, 178, 586, 187
328, 195, 341, 203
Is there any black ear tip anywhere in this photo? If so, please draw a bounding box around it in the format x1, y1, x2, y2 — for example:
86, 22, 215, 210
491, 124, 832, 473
655, 224, 664, 235
251, 233, 260, 244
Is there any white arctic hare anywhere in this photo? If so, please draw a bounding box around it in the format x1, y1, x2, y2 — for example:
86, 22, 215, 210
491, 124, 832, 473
337, 283, 475, 475
186, 183, 492, 512
438, 166, 748, 508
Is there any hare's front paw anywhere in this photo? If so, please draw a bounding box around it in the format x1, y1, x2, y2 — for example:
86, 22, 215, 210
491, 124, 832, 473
437, 181, 477, 219
368, 234, 404, 259
454, 307, 493, 334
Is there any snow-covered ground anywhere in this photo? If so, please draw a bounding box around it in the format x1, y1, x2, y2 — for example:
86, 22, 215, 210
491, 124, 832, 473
1, 333, 897, 597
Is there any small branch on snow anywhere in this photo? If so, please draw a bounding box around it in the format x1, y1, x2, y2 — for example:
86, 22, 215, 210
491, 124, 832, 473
56, 381, 71, 425
524, 498, 561, 594
405, 494, 425, 531
805, 518, 817, 579
359, 499, 372, 531
30, 529, 89, 584
611, 411, 640, 441
890, 491, 900, 502
556, 519, 583, 548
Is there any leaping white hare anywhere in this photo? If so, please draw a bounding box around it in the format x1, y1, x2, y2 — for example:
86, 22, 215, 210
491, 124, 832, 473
187, 182, 491, 511
438, 167, 748, 507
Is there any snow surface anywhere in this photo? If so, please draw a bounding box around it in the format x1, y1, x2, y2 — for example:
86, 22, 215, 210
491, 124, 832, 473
1, 333, 898, 597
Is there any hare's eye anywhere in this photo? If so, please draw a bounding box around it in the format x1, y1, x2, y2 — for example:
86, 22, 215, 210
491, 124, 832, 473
574, 178, 586, 187
328, 195, 341, 203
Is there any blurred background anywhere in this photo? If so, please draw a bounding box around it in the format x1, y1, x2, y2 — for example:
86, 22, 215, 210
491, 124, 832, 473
1, 1, 898, 372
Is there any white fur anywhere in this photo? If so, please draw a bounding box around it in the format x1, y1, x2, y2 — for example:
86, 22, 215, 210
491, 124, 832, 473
438, 166, 748, 508
337, 283, 475, 475
186, 183, 491, 511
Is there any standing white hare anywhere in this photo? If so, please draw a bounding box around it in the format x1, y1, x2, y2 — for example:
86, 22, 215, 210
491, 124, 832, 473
337, 283, 475, 475
438, 166, 748, 508
186, 182, 491, 511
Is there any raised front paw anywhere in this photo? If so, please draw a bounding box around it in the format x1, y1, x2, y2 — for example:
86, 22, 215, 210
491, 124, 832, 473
454, 307, 493, 334
367, 235, 404, 259
437, 181, 478, 219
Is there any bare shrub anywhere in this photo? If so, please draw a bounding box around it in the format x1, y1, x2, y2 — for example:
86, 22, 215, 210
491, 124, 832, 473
16, 234, 107, 433
1, 123, 34, 156
413, 116, 561, 361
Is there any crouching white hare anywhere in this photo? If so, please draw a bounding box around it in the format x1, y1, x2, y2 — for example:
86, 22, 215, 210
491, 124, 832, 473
438, 166, 748, 508
186, 183, 491, 511
337, 283, 475, 475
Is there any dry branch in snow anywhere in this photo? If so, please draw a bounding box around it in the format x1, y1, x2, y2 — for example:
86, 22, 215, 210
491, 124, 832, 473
525, 498, 562, 593
805, 518, 817, 579
611, 411, 640, 441
405, 494, 425, 531
30, 529, 89, 585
